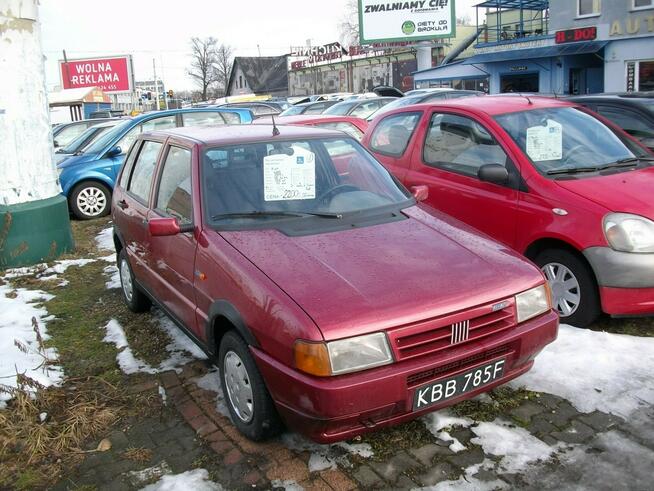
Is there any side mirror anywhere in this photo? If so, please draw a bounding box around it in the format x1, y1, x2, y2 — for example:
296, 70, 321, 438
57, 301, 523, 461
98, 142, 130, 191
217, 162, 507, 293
478, 164, 509, 185
410, 185, 429, 202
106, 146, 122, 158
53, 140, 59, 148
149, 218, 193, 237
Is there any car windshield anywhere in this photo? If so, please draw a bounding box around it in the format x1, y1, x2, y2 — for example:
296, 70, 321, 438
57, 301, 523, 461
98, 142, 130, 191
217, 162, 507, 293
280, 105, 305, 116
83, 119, 133, 155
202, 137, 412, 225
324, 101, 358, 116
58, 125, 112, 154
495, 107, 649, 176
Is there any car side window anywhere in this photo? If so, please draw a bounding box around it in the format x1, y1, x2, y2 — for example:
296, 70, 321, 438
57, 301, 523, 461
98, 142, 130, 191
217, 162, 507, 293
597, 106, 654, 139
182, 112, 227, 127
115, 116, 177, 155
156, 146, 193, 224
370, 112, 421, 156
423, 113, 508, 178
118, 140, 142, 189
54, 123, 87, 147
127, 141, 163, 203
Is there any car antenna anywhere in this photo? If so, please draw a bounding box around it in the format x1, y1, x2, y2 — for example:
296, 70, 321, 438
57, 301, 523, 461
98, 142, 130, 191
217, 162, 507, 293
271, 114, 280, 136
519, 92, 533, 105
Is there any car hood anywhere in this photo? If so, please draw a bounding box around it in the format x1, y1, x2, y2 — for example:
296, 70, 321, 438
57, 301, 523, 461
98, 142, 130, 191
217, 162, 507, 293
57, 152, 100, 169
553, 166, 654, 219
219, 206, 542, 340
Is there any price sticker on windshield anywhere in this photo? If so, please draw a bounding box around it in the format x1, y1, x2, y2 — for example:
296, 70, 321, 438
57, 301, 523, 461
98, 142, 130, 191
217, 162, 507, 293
263, 148, 316, 201
526, 119, 563, 161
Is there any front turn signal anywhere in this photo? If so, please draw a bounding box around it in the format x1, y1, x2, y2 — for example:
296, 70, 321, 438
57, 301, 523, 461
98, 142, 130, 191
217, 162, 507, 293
294, 341, 331, 377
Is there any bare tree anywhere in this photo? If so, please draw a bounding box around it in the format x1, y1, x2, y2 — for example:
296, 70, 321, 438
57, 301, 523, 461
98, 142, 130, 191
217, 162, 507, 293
187, 37, 220, 101
215, 44, 234, 97
339, 0, 360, 46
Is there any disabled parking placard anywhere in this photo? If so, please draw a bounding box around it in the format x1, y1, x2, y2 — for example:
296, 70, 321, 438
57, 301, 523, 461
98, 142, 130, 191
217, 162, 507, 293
263, 148, 316, 201
526, 120, 563, 162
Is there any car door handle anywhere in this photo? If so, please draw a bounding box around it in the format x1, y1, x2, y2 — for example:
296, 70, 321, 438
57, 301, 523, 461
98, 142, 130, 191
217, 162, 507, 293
117, 199, 129, 210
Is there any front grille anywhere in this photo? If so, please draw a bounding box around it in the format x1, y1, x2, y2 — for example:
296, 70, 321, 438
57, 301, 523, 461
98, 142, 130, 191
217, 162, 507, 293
406, 344, 510, 387
388, 298, 516, 362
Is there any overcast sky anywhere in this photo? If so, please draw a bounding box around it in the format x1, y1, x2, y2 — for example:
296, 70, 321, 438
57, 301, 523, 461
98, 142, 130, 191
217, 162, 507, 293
40, 0, 480, 92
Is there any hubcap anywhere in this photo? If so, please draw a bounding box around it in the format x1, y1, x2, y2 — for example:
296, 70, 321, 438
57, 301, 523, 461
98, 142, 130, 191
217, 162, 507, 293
223, 351, 254, 423
542, 262, 581, 318
120, 259, 133, 302
77, 186, 107, 217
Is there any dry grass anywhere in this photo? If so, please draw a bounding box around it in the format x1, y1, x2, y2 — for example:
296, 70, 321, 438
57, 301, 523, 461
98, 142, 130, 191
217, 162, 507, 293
123, 446, 153, 464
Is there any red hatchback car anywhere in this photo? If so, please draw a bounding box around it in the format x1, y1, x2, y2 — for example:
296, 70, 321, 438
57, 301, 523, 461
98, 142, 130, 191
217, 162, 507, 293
363, 96, 654, 326
253, 114, 368, 140
112, 124, 558, 442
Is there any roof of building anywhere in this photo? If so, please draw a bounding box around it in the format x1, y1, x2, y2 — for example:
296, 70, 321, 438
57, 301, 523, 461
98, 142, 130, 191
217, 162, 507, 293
227, 56, 288, 95
48, 87, 111, 106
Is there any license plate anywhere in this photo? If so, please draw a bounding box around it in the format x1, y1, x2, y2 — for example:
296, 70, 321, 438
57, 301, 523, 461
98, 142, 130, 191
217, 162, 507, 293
413, 358, 506, 410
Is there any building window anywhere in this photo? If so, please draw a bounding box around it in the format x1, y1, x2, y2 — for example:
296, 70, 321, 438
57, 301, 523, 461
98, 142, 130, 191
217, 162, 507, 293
578, 0, 600, 17
639, 60, 654, 91
633, 0, 653, 9
238, 75, 243, 88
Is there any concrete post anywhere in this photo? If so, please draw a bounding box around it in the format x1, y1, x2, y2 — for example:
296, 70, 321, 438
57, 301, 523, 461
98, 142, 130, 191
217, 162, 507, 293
0, 0, 74, 268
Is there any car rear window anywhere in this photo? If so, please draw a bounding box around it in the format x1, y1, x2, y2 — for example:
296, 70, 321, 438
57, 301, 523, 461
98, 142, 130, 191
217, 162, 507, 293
313, 122, 364, 141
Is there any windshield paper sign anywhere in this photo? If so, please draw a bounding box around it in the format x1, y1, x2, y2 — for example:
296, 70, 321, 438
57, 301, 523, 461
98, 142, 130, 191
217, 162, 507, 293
263, 148, 316, 201
359, 0, 455, 43
526, 120, 563, 161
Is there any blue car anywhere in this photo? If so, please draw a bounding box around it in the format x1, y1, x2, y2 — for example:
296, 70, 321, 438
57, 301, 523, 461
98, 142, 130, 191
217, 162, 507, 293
58, 107, 253, 219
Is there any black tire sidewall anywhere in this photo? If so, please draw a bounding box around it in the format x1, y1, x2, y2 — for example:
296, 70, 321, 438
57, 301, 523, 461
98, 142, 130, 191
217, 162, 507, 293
70, 182, 111, 220
535, 249, 600, 327
218, 331, 280, 441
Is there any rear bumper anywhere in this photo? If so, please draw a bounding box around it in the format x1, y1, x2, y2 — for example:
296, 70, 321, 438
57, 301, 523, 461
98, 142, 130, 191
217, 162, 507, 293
252, 310, 558, 443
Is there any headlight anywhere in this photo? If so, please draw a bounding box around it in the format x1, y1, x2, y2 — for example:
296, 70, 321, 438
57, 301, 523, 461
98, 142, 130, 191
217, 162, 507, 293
604, 213, 654, 253
294, 332, 393, 376
515, 284, 551, 323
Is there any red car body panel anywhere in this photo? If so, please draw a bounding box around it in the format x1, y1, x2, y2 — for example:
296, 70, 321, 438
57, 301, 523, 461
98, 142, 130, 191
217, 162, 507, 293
362, 96, 654, 317
113, 124, 558, 442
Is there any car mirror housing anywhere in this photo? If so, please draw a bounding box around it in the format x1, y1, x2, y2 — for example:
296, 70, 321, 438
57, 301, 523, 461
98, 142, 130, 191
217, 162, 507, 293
410, 185, 429, 202
478, 164, 509, 185
106, 145, 122, 158
149, 217, 193, 236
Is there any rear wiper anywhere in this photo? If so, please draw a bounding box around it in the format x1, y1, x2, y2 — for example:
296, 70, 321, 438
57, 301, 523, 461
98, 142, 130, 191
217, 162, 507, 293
546, 166, 599, 175
211, 210, 342, 221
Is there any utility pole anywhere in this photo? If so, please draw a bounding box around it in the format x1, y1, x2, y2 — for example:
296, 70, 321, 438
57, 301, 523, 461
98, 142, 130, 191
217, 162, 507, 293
153, 58, 160, 111
0, 0, 74, 268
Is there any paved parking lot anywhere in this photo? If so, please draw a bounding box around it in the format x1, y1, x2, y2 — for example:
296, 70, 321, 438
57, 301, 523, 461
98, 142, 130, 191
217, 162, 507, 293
2, 218, 653, 490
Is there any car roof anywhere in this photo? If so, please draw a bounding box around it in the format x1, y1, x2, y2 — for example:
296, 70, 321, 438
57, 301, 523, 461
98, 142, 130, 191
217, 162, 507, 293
251, 114, 364, 125
407, 95, 575, 116
134, 107, 241, 121
147, 124, 345, 145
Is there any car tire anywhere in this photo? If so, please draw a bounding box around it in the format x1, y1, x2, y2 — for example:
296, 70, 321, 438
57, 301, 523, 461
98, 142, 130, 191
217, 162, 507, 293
219, 331, 282, 441
118, 249, 151, 313
69, 181, 111, 220
534, 249, 600, 328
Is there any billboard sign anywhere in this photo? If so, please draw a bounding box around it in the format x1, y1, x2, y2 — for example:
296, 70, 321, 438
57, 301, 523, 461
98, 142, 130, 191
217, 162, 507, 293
59, 55, 133, 94
359, 0, 456, 44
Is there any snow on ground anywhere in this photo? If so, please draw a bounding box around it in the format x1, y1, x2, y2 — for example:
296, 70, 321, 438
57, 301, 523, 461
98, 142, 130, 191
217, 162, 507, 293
102, 312, 206, 375
511, 324, 654, 419
96, 227, 115, 252
281, 432, 374, 472
0, 283, 62, 408
270, 479, 304, 491
104, 264, 120, 289
414, 460, 507, 491
140, 468, 223, 491
421, 410, 474, 453
192, 368, 230, 417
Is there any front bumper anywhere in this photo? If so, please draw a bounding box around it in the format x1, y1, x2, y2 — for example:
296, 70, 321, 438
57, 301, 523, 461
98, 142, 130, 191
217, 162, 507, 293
252, 310, 559, 443
584, 247, 654, 315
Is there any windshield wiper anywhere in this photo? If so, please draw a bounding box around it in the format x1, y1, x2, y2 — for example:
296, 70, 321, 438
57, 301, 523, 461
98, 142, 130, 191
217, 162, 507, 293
546, 166, 600, 175
211, 210, 343, 221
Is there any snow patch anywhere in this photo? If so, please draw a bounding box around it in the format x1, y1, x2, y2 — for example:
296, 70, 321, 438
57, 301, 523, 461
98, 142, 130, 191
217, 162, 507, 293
511, 324, 654, 419
0, 283, 63, 407
280, 432, 373, 471
414, 460, 507, 490
96, 227, 115, 252
470, 420, 558, 474
104, 264, 120, 289
270, 480, 304, 491
140, 468, 223, 491
192, 369, 230, 417
421, 410, 474, 453
158, 384, 167, 406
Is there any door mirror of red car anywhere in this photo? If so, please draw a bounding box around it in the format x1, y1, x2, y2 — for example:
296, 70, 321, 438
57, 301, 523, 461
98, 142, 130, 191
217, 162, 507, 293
410, 185, 429, 202
478, 164, 509, 185
149, 217, 194, 236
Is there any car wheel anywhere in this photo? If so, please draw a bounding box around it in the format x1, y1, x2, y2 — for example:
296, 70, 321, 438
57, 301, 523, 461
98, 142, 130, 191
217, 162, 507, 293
118, 249, 151, 313
535, 249, 600, 327
70, 181, 111, 220
219, 331, 282, 441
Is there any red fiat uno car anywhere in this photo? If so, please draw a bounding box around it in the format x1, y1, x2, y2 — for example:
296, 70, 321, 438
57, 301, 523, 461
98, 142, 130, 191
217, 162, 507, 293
112, 124, 558, 442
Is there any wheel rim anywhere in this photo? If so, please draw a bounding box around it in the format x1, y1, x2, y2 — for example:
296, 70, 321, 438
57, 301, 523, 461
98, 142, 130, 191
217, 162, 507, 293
542, 262, 581, 318
223, 351, 254, 423
76, 186, 107, 217
120, 258, 133, 302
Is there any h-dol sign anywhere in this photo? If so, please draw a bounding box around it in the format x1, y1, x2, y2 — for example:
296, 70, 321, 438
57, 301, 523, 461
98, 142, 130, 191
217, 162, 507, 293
263, 147, 316, 201
358, 0, 456, 44
59, 55, 133, 94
